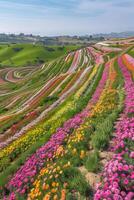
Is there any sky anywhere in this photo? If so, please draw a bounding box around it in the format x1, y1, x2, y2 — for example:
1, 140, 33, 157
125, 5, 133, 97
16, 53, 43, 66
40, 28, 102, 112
0, 0, 134, 36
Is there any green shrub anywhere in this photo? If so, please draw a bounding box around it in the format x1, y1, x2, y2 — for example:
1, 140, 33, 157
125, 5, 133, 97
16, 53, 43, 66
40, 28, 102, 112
84, 151, 100, 172
91, 116, 114, 150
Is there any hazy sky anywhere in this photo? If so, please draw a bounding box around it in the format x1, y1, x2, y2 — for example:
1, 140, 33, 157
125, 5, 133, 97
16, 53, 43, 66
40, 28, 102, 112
0, 0, 134, 36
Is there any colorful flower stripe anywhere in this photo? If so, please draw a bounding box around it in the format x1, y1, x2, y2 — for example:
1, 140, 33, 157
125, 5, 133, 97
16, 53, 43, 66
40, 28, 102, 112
87, 47, 104, 64
6, 110, 87, 197
87, 62, 109, 109
27, 59, 117, 200
0, 75, 67, 150
94, 118, 134, 200
94, 57, 134, 200
75, 64, 99, 99
90, 61, 117, 117
122, 54, 134, 79
95, 44, 122, 53
25, 75, 66, 108
68, 50, 82, 73
59, 69, 84, 96
27, 124, 90, 200
0, 64, 99, 161
28, 158, 70, 200
118, 57, 134, 114
65, 52, 74, 63
122, 54, 134, 72
5, 63, 110, 199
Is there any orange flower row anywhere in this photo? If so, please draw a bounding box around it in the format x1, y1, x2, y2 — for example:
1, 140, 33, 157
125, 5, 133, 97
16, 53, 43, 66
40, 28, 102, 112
122, 54, 134, 72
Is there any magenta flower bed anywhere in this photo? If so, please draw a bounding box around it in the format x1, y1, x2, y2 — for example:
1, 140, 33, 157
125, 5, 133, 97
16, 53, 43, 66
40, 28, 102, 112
94, 117, 134, 200
94, 57, 134, 200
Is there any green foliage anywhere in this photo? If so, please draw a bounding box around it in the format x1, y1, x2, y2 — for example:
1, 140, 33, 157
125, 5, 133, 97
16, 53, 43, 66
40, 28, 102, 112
91, 113, 116, 150
112, 59, 124, 89
84, 151, 100, 172
0, 107, 8, 114
63, 167, 91, 196
39, 95, 59, 106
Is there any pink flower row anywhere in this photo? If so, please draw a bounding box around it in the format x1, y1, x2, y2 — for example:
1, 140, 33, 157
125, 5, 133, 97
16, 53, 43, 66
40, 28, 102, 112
94, 57, 134, 200
87, 47, 104, 64
89, 62, 109, 107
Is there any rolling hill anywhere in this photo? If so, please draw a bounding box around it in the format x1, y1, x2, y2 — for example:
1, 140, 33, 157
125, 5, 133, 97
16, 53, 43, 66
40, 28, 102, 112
0, 43, 80, 67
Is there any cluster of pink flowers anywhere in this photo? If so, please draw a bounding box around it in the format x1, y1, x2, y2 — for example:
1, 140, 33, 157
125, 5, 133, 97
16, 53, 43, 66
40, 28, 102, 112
94, 117, 134, 200
119, 57, 134, 115
87, 47, 104, 64
94, 57, 134, 200
68, 50, 81, 72
89, 62, 109, 107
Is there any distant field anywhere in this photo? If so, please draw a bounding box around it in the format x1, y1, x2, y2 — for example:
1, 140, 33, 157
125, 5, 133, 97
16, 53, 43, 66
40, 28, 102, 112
0, 43, 80, 67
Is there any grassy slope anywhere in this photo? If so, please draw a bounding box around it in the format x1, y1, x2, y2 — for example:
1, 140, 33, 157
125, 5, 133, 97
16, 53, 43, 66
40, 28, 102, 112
0, 44, 80, 67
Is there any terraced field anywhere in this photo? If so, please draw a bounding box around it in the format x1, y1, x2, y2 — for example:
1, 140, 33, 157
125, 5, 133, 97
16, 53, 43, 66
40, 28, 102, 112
0, 38, 134, 200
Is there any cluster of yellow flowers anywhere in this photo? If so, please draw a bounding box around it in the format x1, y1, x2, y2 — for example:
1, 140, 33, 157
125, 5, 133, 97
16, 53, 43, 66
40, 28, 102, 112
27, 146, 70, 200
91, 88, 118, 117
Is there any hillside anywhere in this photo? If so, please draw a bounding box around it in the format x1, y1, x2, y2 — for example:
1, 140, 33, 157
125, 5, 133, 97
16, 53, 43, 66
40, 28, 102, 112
0, 44, 79, 67
0, 37, 133, 200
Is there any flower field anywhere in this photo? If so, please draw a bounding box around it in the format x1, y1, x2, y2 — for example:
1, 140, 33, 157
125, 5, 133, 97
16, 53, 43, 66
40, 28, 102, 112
0, 38, 134, 200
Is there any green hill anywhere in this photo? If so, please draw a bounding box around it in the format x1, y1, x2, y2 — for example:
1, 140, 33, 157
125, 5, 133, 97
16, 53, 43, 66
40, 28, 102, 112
0, 43, 79, 67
